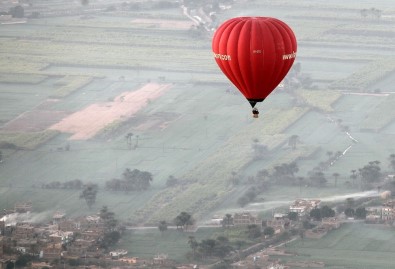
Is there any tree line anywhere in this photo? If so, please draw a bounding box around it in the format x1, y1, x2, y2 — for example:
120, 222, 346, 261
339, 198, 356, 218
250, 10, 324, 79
232, 153, 395, 208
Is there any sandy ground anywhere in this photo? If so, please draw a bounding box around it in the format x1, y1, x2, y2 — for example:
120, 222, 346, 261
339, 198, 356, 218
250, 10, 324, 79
130, 18, 194, 30
50, 83, 172, 140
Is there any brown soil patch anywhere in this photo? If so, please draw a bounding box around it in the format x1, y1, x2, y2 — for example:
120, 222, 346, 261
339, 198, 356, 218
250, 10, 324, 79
131, 18, 194, 30
50, 83, 172, 140
1, 109, 68, 132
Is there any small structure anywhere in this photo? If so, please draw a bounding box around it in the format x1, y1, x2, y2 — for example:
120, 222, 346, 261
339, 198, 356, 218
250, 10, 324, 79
109, 249, 128, 259
289, 199, 321, 216
233, 212, 261, 226
153, 253, 173, 266
14, 202, 32, 213
52, 211, 66, 225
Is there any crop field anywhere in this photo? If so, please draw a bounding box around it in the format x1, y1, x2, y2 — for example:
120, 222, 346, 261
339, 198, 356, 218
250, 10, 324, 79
284, 223, 395, 269
0, 2, 394, 262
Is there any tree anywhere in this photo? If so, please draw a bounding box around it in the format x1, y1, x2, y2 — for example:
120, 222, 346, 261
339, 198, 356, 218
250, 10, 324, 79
188, 236, 198, 259
321, 205, 335, 218
247, 224, 261, 239
310, 208, 322, 221
9, 5, 24, 18
350, 169, 358, 187
174, 212, 194, 231
388, 154, 395, 172
15, 254, 33, 267
199, 239, 216, 258
298, 176, 304, 194
271, 162, 299, 185
100, 231, 121, 249
263, 226, 275, 237
288, 211, 298, 221
288, 135, 299, 150
99, 206, 118, 232
230, 171, 239, 185
125, 132, 133, 150
222, 214, 233, 228
0, 150, 3, 162
158, 220, 168, 235
345, 208, 355, 218
359, 161, 381, 188
309, 171, 326, 187
81, 0, 89, 6
80, 183, 98, 209
332, 172, 340, 187
355, 207, 367, 219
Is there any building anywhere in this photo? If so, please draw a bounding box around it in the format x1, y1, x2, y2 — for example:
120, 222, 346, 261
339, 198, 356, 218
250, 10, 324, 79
13, 223, 34, 240
14, 202, 32, 213
109, 249, 128, 259
289, 199, 321, 216
233, 212, 262, 226
52, 212, 66, 225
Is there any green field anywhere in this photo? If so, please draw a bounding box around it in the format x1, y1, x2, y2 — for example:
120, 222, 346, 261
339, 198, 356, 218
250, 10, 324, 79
285, 223, 395, 269
1, 0, 395, 264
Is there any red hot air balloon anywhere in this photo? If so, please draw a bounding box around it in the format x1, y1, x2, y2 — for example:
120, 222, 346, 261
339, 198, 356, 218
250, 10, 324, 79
212, 17, 297, 118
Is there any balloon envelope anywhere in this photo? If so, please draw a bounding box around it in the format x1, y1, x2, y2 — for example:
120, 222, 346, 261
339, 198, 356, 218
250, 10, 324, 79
212, 17, 297, 108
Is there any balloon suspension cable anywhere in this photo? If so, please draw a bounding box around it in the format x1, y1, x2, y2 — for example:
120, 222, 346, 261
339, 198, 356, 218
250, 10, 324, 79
249, 100, 257, 108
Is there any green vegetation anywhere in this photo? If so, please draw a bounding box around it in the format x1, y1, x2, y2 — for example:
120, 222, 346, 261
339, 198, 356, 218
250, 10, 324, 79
330, 59, 395, 90
285, 223, 395, 269
1, 2, 395, 265
0, 73, 47, 84
360, 94, 395, 131
0, 130, 59, 150
51, 75, 94, 98
296, 89, 342, 112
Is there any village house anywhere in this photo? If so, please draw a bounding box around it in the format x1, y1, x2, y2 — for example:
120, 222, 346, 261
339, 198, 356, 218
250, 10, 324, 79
305, 217, 340, 239
40, 243, 63, 260
58, 219, 81, 232
153, 253, 174, 267
233, 212, 262, 226
52, 211, 66, 225
263, 213, 291, 235
289, 199, 321, 216
14, 202, 32, 213
366, 201, 395, 223
109, 249, 128, 259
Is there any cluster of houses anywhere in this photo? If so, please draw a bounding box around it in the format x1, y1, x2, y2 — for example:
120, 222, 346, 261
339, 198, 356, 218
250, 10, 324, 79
2, 195, 395, 268
0, 202, 125, 267
213, 197, 395, 240
366, 200, 395, 223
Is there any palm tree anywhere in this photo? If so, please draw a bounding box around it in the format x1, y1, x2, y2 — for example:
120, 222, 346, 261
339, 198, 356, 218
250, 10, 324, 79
188, 236, 199, 259
222, 214, 233, 229
388, 154, 395, 172
288, 135, 299, 150
125, 133, 133, 150
230, 171, 238, 185
158, 220, 168, 236
80, 183, 98, 209
350, 169, 357, 187
332, 172, 340, 187
298, 176, 304, 195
